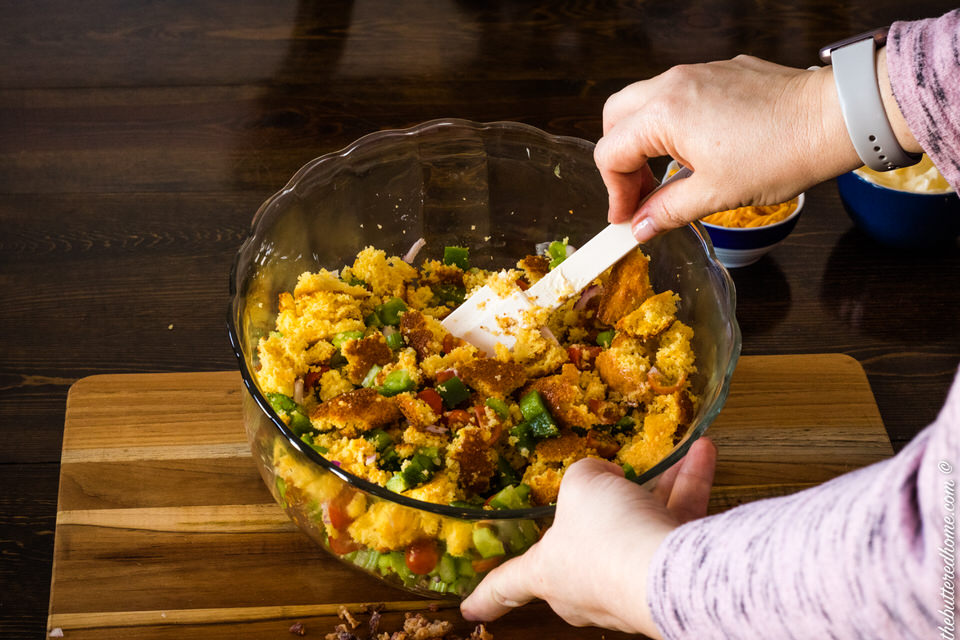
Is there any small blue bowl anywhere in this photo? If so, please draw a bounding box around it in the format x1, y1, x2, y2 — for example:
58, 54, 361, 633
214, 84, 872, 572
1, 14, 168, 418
836, 171, 960, 249
700, 196, 804, 268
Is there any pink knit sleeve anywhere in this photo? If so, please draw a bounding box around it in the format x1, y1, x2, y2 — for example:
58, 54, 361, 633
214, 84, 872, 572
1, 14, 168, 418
888, 9, 960, 190
647, 369, 959, 639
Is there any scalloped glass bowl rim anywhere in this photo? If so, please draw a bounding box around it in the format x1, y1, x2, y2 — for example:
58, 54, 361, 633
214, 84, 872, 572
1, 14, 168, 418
227, 118, 741, 522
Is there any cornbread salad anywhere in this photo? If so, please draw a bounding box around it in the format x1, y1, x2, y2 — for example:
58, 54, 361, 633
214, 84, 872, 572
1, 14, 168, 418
256, 240, 698, 595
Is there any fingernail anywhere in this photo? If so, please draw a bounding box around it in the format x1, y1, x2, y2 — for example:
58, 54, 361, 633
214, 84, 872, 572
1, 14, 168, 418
632, 217, 657, 243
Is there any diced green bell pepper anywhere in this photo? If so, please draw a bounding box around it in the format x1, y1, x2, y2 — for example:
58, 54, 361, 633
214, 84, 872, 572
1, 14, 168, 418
547, 238, 568, 270
365, 311, 383, 328
265, 392, 297, 414
376, 297, 408, 325
622, 462, 638, 482
379, 369, 414, 397
332, 330, 364, 349
443, 245, 470, 270
510, 422, 535, 455
364, 428, 393, 452
487, 483, 532, 510
436, 375, 470, 408
434, 283, 466, 306
519, 390, 550, 422
596, 329, 615, 349
288, 410, 312, 436
485, 396, 510, 419
528, 411, 559, 439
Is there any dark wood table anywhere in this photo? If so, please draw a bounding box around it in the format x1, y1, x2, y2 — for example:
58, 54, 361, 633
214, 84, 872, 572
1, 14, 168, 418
2, 2, 958, 637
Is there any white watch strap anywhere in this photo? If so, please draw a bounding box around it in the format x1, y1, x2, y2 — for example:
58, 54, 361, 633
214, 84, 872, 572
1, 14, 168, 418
831, 38, 921, 171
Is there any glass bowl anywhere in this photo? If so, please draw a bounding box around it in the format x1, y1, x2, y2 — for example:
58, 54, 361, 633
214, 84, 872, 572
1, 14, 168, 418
227, 118, 741, 598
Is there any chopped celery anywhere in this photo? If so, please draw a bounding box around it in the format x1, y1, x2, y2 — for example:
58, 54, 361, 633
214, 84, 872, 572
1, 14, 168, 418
455, 556, 476, 578
361, 364, 382, 388
472, 526, 506, 558
485, 397, 510, 419
443, 245, 470, 270
365, 311, 383, 328
353, 549, 381, 571
596, 329, 615, 348
428, 579, 450, 594
488, 483, 532, 510
436, 375, 470, 408
332, 330, 364, 349
386, 474, 410, 493
384, 330, 404, 350
376, 297, 407, 325
438, 554, 458, 584
379, 369, 414, 397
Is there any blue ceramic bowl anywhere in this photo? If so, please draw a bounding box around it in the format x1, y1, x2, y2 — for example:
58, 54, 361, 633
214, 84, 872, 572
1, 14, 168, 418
836, 171, 960, 249
663, 162, 804, 268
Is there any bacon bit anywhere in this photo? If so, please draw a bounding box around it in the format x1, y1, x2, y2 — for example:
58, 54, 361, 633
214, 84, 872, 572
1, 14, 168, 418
304, 370, 323, 392
435, 369, 456, 384
568, 345, 602, 370
648, 368, 687, 395
586, 430, 621, 458
444, 409, 474, 429
338, 605, 361, 630
289, 621, 307, 636
417, 388, 444, 414
515, 278, 530, 291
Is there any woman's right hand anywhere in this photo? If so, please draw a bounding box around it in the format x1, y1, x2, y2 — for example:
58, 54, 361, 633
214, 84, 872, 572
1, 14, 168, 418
594, 55, 863, 241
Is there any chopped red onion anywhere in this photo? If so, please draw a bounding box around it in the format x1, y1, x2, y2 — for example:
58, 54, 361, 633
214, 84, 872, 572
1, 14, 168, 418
331, 460, 341, 467
566, 243, 577, 256
573, 284, 602, 311
403, 237, 427, 263
539, 325, 559, 344
365, 453, 377, 465
293, 378, 305, 404
424, 424, 448, 435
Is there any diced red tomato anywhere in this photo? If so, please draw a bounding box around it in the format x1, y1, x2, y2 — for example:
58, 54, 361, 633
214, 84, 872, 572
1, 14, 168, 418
444, 409, 474, 429
417, 388, 444, 415
405, 539, 440, 575
471, 555, 504, 574
435, 369, 456, 384
328, 532, 360, 555
326, 489, 355, 531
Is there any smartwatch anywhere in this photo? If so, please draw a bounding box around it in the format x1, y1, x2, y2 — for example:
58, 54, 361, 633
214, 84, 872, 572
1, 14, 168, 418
819, 27, 922, 171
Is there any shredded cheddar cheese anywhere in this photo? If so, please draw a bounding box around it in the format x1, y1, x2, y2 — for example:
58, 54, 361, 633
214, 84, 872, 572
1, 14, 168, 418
702, 199, 798, 228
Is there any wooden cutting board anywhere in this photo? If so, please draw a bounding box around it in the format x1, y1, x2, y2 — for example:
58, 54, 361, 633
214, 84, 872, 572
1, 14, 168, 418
48, 354, 893, 639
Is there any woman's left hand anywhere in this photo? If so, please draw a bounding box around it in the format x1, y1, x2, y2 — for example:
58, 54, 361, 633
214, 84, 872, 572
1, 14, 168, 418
460, 437, 717, 637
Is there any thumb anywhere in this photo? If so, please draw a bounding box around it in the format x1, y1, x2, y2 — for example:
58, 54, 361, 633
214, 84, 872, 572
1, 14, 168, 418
631, 172, 728, 242
460, 550, 538, 621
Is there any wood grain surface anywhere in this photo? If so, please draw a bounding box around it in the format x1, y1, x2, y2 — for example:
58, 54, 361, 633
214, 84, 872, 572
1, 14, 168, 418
46, 355, 891, 638
3, 1, 960, 638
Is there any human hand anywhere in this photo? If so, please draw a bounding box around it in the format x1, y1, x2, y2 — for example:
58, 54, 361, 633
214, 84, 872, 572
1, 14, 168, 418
594, 55, 861, 241
460, 437, 718, 637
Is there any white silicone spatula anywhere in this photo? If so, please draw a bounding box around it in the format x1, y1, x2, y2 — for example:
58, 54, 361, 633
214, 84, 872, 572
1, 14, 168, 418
443, 166, 692, 353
